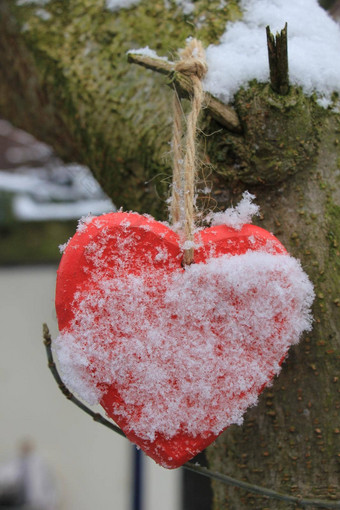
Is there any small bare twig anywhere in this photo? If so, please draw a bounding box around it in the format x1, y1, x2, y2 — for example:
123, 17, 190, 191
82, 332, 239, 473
43, 324, 340, 508
43, 324, 125, 438
127, 52, 242, 133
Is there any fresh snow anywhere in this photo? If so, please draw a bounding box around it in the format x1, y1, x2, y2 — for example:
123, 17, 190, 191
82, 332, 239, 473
17, 0, 340, 103
16, 0, 50, 4
55, 249, 314, 441
127, 47, 170, 62
55, 205, 314, 445
107, 0, 340, 103
207, 191, 260, 230
106, 0, 194, 13
106, 0, 141, 10
174, 0, 195, 15
204, 0, 340, 103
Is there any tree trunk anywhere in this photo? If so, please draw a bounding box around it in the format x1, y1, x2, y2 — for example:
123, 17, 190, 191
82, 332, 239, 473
206, 109, 340, 508
1, 1, 339, 508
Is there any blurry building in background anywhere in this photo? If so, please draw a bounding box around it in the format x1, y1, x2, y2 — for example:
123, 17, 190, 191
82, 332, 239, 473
0, 119, 114, 265
0, 119, 114, 225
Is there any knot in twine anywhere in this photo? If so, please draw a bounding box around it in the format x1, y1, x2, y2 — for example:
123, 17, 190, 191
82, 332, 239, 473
175, 40, 208, 80
171, 39, 207, 266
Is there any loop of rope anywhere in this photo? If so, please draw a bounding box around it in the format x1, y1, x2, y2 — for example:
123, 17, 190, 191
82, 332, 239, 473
171, 39, 207, 266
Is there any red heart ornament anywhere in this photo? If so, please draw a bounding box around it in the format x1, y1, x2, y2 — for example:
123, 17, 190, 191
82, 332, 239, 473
55, 212, 313, 468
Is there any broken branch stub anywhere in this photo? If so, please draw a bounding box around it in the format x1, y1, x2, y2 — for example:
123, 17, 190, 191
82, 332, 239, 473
266, 23, 289, 95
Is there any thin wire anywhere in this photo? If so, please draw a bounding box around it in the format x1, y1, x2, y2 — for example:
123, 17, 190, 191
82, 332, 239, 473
184, 464, 340, 509
43, 324, 340, 508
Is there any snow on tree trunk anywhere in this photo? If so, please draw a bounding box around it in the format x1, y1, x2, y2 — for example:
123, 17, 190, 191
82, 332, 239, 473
1, 0, 339, 507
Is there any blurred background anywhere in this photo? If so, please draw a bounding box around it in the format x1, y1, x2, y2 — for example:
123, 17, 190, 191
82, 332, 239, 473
1, 1, 338, 508
0, 119, 188, 510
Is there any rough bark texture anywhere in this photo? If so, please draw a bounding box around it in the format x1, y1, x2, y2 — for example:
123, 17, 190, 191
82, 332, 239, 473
206, 110, 340, 508
1, 1, 339, 508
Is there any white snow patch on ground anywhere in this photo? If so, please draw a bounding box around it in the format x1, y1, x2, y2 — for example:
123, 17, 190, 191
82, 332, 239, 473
204, 0, 340, 103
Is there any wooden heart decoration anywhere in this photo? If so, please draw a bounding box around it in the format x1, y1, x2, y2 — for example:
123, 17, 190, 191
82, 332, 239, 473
55, 211, 313, 468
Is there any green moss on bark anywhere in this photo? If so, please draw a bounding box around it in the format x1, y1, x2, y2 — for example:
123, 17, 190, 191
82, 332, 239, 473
205, 83, 326, 186
206, 113, 340, 509
1, 0, 241, 217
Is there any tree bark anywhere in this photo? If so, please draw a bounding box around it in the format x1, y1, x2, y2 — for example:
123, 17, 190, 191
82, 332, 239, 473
1, 1, 339, 508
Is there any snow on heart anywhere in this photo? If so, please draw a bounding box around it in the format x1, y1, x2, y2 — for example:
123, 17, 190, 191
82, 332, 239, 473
54, 240, 314, 443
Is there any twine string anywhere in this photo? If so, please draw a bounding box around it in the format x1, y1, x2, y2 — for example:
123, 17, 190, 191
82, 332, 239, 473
171, 39, 207, 265
171, 89, 183, 226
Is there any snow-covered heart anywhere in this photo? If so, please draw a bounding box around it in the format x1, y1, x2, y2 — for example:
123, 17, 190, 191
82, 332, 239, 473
55, 211, 314, 468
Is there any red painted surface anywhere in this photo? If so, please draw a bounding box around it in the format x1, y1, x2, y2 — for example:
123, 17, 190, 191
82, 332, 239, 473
56, 212, 287, 468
